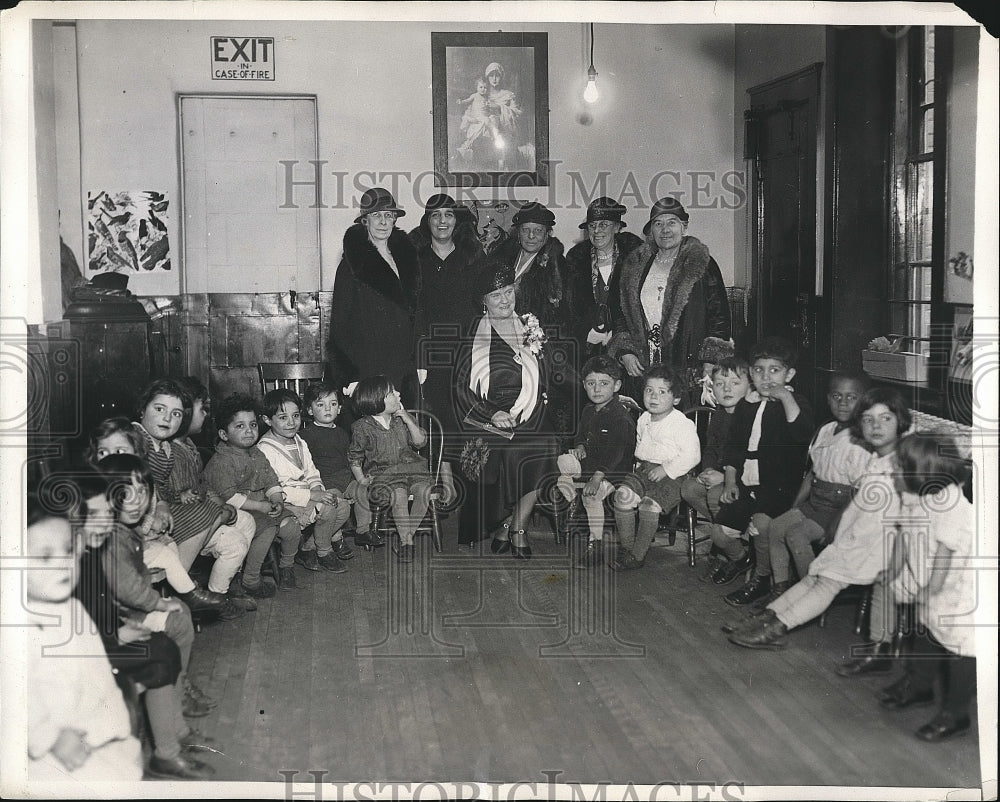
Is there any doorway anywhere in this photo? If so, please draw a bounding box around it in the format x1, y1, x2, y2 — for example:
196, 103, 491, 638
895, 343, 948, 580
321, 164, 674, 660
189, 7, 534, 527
745, 64, 822, 398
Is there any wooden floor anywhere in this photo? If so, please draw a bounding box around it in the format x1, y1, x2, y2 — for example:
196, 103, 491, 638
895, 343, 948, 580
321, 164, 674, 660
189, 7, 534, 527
186, 521, 982, 791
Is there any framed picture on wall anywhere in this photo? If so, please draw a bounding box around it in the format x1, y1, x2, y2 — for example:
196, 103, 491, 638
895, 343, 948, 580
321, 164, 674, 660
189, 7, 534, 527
431, 32, 549, 187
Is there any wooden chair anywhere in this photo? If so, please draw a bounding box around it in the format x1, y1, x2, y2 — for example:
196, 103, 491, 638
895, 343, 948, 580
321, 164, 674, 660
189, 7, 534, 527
369, 409, 454, 552
257, 362, 325, 397
663, 405, 716, 567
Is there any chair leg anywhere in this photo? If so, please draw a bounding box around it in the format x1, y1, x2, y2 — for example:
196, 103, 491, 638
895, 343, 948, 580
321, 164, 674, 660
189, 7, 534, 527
429, 500, 443, 553
855, 585, 874, 637
553, 500, 568, 545
686, 505, 697, 568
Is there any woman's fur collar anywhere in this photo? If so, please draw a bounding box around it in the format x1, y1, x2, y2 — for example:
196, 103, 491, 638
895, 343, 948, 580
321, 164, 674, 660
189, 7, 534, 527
622, 235, 710, 343
342, 224, 420, 311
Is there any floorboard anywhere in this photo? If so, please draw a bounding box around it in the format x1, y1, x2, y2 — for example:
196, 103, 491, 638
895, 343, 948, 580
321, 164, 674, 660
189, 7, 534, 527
183, 525, 982, 791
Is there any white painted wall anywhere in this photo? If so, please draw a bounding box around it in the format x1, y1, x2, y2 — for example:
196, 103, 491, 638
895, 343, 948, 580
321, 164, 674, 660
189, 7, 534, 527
45, 19, 736, 304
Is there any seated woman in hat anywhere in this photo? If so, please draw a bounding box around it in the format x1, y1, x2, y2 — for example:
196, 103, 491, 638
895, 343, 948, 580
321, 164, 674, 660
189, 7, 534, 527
329, 188, 422, 407
454, 260, 559, 557
608, 197, 731, 401
564, 197, 643, 362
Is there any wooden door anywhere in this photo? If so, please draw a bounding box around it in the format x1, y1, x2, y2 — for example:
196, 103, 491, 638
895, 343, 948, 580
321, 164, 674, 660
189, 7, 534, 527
746, 64, 822, 397
179, 96, 321, 294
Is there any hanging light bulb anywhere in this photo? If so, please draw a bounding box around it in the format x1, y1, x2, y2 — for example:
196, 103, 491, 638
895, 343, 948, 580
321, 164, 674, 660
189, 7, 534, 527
583, 23, 599, 104
584, 65, 599, 103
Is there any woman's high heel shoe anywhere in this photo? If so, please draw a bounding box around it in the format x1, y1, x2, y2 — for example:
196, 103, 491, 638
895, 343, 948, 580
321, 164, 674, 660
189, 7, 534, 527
491, 521, 512, 554
510, 529, 531, 559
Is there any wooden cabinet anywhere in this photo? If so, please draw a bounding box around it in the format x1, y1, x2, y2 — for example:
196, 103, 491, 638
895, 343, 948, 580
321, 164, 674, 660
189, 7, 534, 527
46, 306, 153, 440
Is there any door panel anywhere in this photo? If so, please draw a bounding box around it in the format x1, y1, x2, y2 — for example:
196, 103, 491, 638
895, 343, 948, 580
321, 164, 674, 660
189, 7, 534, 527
180, 96, 320, 294
747, 65, 821, 398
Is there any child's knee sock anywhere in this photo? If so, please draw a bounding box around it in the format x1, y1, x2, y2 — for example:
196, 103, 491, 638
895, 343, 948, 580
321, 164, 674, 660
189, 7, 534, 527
632, 502, 662, 562
241, 523, 277, 587
714, 525, 746, 560
329, 502, 351, 543
277, 518, 301, 568
154, 553, 197, 595
582, 497, 605, 541
750, 518, 772, 578
613, 506, 636, 551
313, 509, 337, 556
391, 489, 415, 545
787, 528, 817, 582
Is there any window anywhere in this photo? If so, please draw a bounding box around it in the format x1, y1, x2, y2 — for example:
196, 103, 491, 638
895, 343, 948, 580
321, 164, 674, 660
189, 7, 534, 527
890, 27, 944, 363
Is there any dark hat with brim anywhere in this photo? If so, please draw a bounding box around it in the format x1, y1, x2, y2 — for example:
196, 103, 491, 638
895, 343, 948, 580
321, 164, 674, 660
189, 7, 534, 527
511, 201, 555, 228
477, 261, 516, 298
355, 187, 406, 224
579, 196, 627, 229
642, 196, 689, 235
421, 193, 475, 226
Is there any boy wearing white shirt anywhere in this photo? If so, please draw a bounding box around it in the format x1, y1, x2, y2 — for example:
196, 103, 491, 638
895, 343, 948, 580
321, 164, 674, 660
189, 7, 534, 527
611, 364, 700, 570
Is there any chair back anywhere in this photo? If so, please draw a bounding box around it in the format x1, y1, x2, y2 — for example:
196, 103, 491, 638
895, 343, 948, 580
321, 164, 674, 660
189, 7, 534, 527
258, 362, 325, 397
409, 408, 444, 485
685, 405, 716, 472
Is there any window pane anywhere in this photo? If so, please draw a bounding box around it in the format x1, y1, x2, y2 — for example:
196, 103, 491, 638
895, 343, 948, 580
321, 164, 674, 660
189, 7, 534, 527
920, 265, 932, 301
921, 107, 934, 153
891, 305, 909, 336
907, 161, 934, 262
923, 28, 935, 104
892, 268, 908, 300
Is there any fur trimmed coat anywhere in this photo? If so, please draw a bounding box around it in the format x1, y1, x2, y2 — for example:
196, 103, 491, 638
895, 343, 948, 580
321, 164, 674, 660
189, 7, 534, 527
490, 233, 567, 330
564, 231, 644, 355
329, 225, 422, 393
608, 235, 730, 369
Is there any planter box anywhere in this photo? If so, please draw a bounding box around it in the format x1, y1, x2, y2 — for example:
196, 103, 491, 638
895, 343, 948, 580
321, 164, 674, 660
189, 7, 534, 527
862, 349, 928, 382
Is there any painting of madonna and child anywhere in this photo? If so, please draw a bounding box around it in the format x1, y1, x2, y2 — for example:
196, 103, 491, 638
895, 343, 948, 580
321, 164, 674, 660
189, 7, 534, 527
433, 33, 548, 185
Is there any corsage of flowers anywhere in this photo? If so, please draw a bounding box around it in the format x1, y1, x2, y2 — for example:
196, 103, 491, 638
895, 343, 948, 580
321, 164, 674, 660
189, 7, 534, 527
521, 313, 547, 357
460, 437, 492, 481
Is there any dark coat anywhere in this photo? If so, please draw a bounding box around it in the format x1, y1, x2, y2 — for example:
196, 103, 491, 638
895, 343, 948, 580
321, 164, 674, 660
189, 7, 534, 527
329, 225, 422, 394
608, 235, 731, 369
490, 233, 567, 331
721, 394, 815, 516
409, 226, 483, 340
564, 231, 644, 355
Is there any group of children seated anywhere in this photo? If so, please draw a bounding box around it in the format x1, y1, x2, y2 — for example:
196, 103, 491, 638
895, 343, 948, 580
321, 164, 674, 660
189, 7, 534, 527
24, 371, 435, 781
557, 335, 976, 744
23, 334, 977, 782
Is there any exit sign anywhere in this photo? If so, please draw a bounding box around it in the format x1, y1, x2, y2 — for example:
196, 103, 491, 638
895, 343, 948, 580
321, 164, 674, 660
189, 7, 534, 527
211, 36, 275, 81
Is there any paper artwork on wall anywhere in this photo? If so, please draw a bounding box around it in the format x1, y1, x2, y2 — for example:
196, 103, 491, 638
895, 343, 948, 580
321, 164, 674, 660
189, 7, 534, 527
87, 190, 171, 274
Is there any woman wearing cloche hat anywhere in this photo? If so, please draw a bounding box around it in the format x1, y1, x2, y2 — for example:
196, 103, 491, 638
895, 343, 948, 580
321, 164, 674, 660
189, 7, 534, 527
488, 201, 567, 331
329, 188, 422, 406
564, 197, 643, 361
608, 196, 731, 396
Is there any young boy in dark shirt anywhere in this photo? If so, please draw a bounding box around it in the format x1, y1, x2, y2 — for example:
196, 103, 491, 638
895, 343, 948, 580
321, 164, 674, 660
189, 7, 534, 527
714, 337, 814, 606
556, 355, 637, 567
299, 381, 356, 559
203, 394, 300, 595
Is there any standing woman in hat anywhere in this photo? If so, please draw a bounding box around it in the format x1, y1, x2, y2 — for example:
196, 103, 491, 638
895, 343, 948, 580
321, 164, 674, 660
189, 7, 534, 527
608, 197, 731, 398
564, 197, 643, 361
454, 260, 559, 556
409, 193, 483, 464
329, 188, 422, 407
489, 201, 566, 331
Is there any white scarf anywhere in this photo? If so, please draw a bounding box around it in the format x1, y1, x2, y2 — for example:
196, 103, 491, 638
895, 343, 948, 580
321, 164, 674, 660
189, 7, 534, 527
469, 315, 539, 424
741, 399, 768, 487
